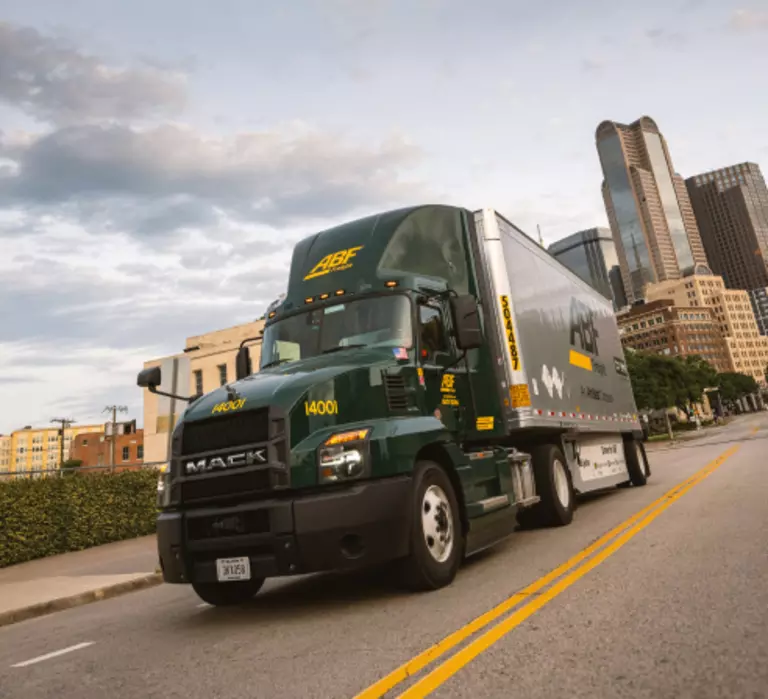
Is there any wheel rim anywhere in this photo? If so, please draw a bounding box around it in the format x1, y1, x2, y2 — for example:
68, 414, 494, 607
553, 458, 571, 509
421, 484, 454, 563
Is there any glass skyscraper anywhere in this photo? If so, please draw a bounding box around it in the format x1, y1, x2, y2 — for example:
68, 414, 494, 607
595, 116, 710, 303
548, 228, 627, 310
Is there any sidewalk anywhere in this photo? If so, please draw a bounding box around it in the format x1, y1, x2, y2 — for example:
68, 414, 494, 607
0, 535, 161, 628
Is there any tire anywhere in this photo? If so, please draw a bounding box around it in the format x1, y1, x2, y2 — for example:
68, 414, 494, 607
399, 460, 465, 591
192, 577, 265, 606
624, 438, 647, 487
524, 443, 574, 527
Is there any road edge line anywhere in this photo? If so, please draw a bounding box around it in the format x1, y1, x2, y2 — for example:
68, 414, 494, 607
0, 573, 163, 629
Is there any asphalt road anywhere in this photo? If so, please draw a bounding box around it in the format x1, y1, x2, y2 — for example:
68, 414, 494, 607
1, 413, 766, 699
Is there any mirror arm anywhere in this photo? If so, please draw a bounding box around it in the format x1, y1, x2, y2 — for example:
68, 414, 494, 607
147, 385, 192, 402
239, 336, 263, 350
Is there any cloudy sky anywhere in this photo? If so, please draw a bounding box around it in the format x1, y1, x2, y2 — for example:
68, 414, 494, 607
1, 0, 766, 434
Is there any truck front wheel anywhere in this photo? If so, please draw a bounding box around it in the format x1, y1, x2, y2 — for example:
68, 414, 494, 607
399, 460, 464, 591
192, 578, 265, 607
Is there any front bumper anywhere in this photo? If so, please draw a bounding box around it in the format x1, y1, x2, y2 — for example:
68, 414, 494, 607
157, 476, 413, 584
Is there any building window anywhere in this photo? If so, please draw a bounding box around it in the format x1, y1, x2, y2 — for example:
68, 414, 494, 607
82, 439, 88, 446
122, 446, 130, 461
194, 370, 203, 395
137, 445, 144, 460
218, 364, 228, 386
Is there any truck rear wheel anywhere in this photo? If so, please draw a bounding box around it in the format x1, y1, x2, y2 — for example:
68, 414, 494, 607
520, 443, 574, 528
624, 437, 647, 487
192, 578, 265, 607
399, 460, 464, 591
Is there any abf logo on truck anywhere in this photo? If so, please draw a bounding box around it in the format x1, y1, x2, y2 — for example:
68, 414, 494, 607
569, 297, 599, 372
304, 246, 363, 281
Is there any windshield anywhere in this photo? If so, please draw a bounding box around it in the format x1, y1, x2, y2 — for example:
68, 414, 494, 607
260, 294, 413, 368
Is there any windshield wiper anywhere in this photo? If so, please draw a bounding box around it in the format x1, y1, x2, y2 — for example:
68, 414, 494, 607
262, 358, 292, 369
321, 343, 367, 355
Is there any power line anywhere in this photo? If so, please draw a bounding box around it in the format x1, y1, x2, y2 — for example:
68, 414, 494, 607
103, 406, 128, 473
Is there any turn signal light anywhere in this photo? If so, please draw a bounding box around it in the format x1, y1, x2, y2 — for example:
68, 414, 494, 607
385, 280, 398, 288
324, 428, 371, 446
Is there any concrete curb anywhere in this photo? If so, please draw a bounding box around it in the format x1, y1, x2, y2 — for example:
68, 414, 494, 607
0, 572, 163, 629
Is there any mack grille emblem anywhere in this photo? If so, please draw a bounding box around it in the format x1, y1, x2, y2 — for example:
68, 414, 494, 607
185, 448, 267, 474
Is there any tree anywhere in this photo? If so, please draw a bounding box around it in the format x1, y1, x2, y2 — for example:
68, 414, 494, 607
626, 351, 719, 438
717, 372, 759, 403
60, 458, 83, 476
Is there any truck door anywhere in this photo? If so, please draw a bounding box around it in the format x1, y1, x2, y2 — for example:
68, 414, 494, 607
417, 303, 467, 433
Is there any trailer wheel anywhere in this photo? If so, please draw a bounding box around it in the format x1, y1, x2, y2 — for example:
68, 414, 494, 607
399, 460, 465, 591
522, 444, 574, 528
192, 578, 265, 607
624, 438, 647, 487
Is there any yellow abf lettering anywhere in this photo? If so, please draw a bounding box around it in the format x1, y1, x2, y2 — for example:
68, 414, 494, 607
304, 246, 363, 281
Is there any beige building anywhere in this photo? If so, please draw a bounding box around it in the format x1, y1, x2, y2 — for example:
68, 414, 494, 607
596, 115, 709, 303
646, 274, 768, 385
0, 423, 106, 476
142, 319, 266, 465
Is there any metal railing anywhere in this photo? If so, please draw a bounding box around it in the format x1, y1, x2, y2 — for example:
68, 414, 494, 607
0, 461, 168, 481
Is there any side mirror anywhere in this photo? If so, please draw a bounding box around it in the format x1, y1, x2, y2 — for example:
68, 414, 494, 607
449, 295, 483, 350
137, 366, 162, 389
235, 346, 252, 380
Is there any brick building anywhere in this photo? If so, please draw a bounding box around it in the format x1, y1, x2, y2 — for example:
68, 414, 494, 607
617, 298, 730, 373
70, 423, 144, 471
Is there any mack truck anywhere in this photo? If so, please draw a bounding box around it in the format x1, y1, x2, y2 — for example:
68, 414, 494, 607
138, 205, 650, 607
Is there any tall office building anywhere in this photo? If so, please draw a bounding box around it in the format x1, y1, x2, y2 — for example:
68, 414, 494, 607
596, 116, 709, 303
685, 162, 768, 291
548, 227, 627, 310
748, 287, 768, 336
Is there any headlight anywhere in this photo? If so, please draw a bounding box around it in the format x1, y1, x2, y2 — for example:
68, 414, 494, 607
157, 464, 171, 508
318, 428, 371, 484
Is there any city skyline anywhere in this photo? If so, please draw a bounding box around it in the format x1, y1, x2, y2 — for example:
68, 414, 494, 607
1, 2, 767, 432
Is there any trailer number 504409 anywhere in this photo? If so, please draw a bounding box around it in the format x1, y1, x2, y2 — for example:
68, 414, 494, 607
305, 400, 339, 415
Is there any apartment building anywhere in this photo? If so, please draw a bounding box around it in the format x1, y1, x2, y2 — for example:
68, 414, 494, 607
617, 299, 730, 373
646, 274, 768, 384
142, 319, 266, 464
0, 434, 10, 474
3, 423, 106, 476
596, 115, 709, 303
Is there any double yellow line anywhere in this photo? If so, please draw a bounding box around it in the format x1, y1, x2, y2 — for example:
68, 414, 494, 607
354, 444, 741, 699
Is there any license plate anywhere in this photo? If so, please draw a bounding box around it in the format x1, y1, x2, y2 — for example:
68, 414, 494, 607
216, 557, 251, 582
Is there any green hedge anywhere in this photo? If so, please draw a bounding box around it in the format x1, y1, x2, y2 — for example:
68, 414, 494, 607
0, 469, 159, 568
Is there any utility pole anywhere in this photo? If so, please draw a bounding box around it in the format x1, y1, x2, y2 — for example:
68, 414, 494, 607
537, 224, 544, 248
50, 418, 75, 475
103, 405, 128, 473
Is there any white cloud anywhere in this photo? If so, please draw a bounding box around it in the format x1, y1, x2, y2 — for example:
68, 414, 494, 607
729, 8, 768, 31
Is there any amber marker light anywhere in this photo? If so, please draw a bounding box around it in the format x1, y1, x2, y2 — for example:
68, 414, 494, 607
324, 428, 370, 446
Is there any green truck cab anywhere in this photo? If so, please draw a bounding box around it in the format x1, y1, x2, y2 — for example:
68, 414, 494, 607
139, 204, 649, 606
